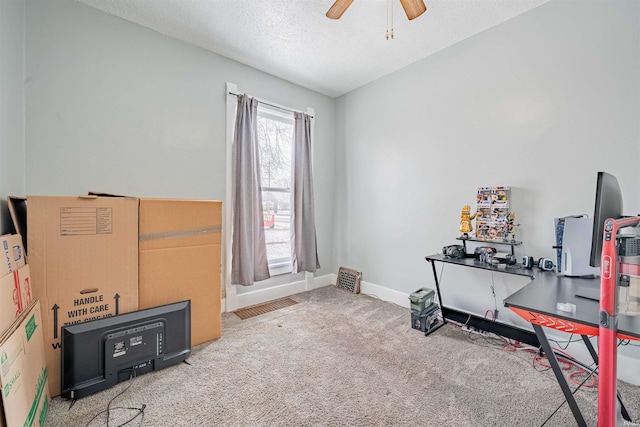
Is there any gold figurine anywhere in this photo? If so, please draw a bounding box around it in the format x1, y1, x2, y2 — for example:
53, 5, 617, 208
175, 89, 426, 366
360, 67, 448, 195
459, 205, 477, 237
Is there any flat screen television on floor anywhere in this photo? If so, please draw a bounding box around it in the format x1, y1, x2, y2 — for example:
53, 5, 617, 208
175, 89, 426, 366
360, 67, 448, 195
61, 300, 191, 400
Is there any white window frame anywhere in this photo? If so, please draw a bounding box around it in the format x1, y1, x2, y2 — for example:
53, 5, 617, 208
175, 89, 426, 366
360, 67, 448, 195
224, 82, 316, 311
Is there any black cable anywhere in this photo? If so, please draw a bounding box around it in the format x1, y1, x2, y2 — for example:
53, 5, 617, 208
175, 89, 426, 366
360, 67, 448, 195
113, 405, 146, 427
84, 369, 146, 427
548, 334, 581, 351
465, 331, 506, 348
532, 347, 551, 372
489, 271, 498, 313
84, 405, 146, 427
107, 370, 136, 427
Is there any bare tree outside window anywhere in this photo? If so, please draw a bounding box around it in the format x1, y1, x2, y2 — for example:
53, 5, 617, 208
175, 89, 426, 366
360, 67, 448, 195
257, 110, 293, 270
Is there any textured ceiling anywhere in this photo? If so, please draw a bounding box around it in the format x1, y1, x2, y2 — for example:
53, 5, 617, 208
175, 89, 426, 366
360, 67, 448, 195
76, 0, 550, 98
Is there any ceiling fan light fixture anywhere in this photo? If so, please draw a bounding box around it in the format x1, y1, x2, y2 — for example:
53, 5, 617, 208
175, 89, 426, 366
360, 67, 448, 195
326, 0, 426, 21
399, 0, 427, 20
326, 0, 355, 19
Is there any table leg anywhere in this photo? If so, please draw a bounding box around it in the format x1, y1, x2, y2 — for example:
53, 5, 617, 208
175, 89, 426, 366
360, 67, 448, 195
429, 260, 446, 316
580, 335, 631, 422
532, 324, 587, 427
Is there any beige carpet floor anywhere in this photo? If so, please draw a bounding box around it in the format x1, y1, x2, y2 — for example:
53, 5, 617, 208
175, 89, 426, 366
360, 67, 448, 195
44, 285, 640, 426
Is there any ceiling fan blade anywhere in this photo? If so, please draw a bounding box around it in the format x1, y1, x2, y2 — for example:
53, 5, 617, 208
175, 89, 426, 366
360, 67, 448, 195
326, 0, 355, 19
399, 0, 426, 20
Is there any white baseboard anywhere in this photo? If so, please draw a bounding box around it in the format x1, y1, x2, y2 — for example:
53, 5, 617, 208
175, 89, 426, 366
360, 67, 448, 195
359, 280, 410, 308
323, 276, 411, 308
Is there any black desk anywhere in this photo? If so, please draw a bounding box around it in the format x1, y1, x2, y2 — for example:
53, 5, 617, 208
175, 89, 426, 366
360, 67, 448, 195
504, 276, 640, 426
425, 254, 540, 347
427, 254, 640, 426
504, 275, 640, 341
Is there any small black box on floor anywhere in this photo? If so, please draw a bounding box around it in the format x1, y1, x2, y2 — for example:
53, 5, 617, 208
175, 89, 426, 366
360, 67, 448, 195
411, 303, 440, 334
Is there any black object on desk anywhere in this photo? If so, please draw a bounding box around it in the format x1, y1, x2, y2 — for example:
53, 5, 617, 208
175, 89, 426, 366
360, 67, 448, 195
456, 236, 522, 256
575, 286, 601, 301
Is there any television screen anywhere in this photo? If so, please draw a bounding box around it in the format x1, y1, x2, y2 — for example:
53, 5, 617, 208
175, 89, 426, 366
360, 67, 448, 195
589, 172, 623, 268
61, 300, 191, 400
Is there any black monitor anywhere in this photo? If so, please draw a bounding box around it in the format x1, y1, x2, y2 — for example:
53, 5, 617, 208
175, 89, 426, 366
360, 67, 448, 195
589, 171, 624, 268
61, 300, 191, 400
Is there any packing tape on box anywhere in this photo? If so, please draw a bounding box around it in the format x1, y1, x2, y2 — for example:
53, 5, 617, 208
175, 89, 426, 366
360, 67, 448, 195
139, 225, 222, 242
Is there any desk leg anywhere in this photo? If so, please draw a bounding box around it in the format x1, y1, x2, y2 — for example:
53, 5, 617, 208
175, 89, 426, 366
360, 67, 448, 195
429, 260, 447, 325
532, 324, 587, 427
580, 335, 631, 422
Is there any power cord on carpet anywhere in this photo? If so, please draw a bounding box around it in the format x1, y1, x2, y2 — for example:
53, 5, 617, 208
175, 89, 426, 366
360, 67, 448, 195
84, 369, 146, 427
548, 334, 583, 351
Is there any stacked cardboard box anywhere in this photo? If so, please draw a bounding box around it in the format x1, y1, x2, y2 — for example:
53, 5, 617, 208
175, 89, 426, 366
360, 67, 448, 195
0, 234, 29, 333
27, 196, 140, 397
18, 195, 222, 397
138, 198, 222, 346
0, 235, 50, 427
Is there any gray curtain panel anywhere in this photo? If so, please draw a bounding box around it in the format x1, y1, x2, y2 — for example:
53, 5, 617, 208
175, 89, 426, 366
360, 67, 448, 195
232, 94, 270, 285
292, 112, 320, 273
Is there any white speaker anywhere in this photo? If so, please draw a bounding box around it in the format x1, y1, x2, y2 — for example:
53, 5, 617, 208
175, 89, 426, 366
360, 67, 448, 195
555, 216, 599, 277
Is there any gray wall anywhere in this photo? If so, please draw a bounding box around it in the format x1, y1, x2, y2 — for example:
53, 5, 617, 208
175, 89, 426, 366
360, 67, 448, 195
11, 0, 640, 303
334, 0, 640, 296
23, 0, 336, 280
0, 0, 26, 234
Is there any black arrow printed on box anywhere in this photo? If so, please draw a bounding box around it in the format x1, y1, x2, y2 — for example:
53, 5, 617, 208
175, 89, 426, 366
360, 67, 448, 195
51, 295, 122, 341
52, 303, 59, 339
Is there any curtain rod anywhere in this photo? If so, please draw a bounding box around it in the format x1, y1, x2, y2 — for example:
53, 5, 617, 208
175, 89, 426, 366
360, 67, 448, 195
227, 90, 314, 119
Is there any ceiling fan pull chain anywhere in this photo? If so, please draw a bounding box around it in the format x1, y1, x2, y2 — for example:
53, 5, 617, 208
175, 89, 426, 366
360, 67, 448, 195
391, 0, 394, 39
386, 0, 395, 40
386, 0, 389, 40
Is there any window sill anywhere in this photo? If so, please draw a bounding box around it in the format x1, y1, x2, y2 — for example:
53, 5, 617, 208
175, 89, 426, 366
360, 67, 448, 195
269, 261, 292, 277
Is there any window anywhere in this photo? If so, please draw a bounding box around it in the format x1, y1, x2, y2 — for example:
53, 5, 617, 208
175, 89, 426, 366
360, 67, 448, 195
257, 106, 294, 274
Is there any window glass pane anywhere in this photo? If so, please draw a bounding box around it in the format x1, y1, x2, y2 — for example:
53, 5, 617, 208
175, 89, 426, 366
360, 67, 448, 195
257, 109, 293, 268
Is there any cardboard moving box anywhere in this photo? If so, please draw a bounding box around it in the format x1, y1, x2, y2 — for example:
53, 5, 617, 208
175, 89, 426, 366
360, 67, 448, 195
138, 198, 222, 346
27, 195, 139, 397
0, 300, 50, 427
0, 264, 34, 335
21, 195, 222, 395
0, 234, 25, 279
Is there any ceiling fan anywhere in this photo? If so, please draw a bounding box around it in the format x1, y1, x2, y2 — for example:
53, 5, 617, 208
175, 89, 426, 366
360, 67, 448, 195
326, 0, 427, 20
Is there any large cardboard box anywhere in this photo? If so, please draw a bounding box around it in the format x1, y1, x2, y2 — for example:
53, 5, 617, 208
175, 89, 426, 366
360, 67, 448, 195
0, 300, 50, 427
27, 195, 139, 396
0, 264, 34, 335
138, 198, 222, 346
0, 234, 25, 278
